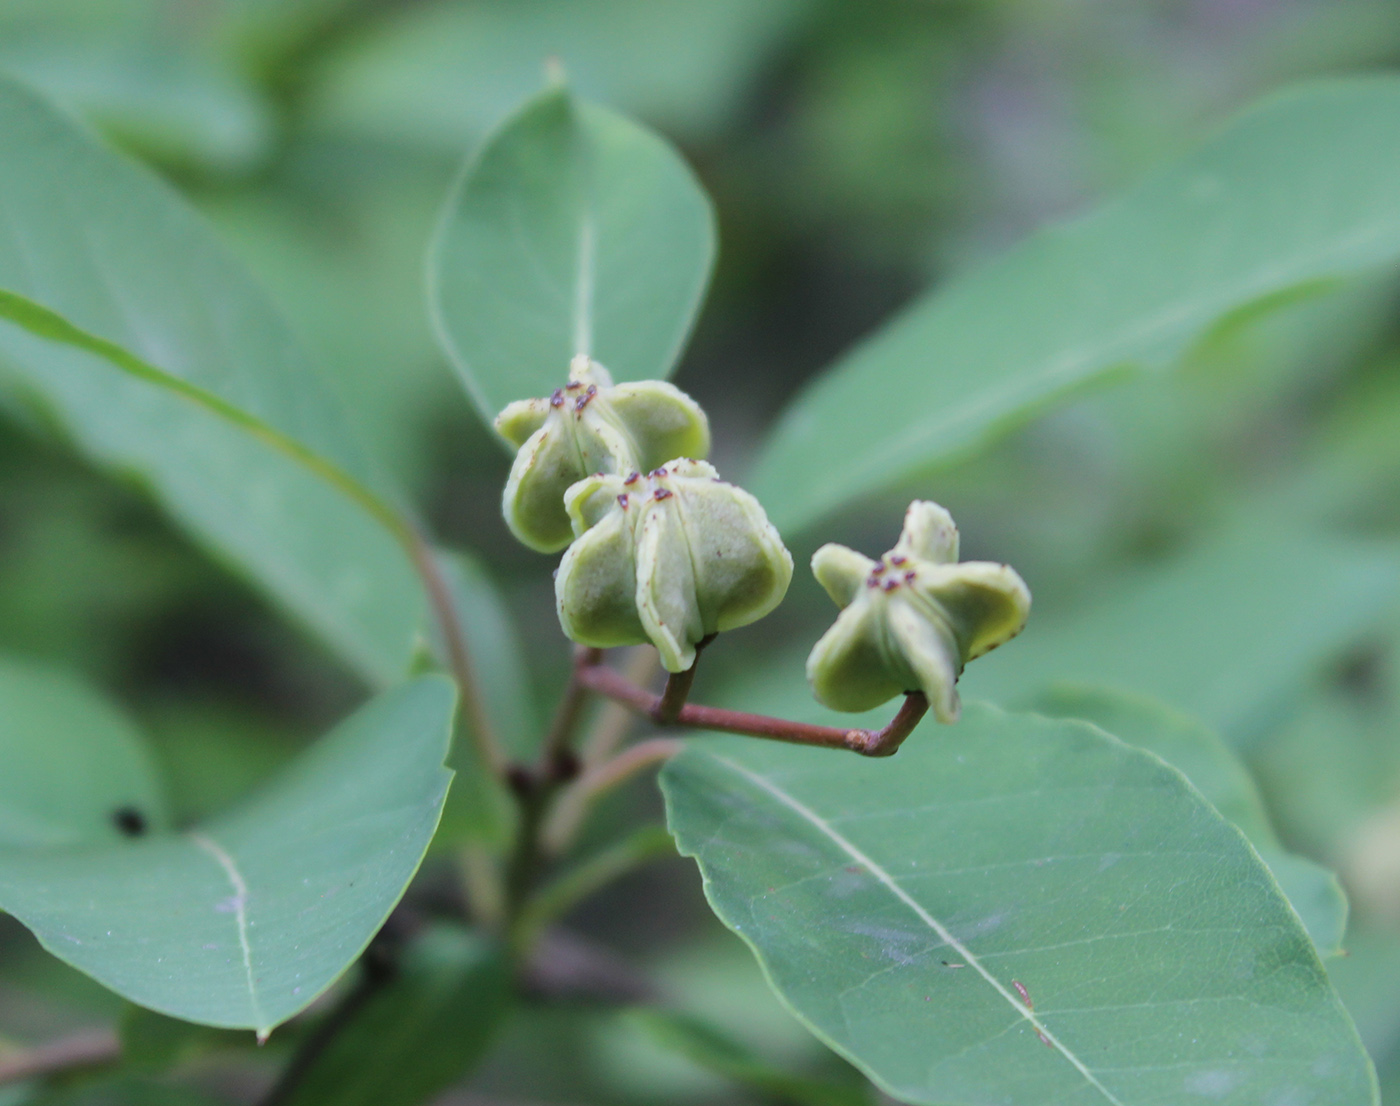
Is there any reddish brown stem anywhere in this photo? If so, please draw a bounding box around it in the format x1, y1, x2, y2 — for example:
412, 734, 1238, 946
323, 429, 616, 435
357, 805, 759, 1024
575, 664, 928, 757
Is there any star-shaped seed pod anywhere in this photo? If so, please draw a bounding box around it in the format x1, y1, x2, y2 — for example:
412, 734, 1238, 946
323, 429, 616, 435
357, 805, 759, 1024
806, 501, 1030, 723
555, 460, 793, 672
495, 355, 710, 552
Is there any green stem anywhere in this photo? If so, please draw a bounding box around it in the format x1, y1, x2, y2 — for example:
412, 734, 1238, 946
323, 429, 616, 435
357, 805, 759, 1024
517, 826, 677, 946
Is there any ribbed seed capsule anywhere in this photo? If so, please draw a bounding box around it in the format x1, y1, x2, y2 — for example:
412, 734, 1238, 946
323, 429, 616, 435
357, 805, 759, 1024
495, 356, 710, 552
806, 501, 1030, 723
555, 460, 793, 672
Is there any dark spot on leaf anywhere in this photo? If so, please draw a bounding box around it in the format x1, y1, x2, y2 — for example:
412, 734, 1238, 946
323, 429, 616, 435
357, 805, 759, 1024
112, 806, 147, 837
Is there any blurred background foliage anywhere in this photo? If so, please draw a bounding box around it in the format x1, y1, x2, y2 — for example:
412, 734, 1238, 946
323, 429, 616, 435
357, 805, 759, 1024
2, 0, 1400, 1102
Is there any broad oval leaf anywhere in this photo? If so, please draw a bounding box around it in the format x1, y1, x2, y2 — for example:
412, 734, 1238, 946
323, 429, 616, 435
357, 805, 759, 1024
1031, 684, 1348, 956
752, 78, 1400, 534
0, 676, 455, 1036
0, 657, 167, 847
0, 76, 426, 683
430, 84, 715, 422
662, 704, 1376, 1106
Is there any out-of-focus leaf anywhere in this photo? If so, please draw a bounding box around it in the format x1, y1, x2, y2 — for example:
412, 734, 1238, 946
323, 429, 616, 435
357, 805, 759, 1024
752, 79, 1400, 535
430, 549, 530, 849
959, 517, 1400, 745
119, 1004, 232, 1075
277, 924, 511, 1106
662, 704, 1376, 1106
27, 1079, 222, 1106
430, 84, 714, 421
1326, 929, 1400, 1073
0, 677, 455, 1036
0, 658, 166, 847
628, 1009, 873, 1106
0, 43, 272, 175
0, 76, 427, 683
307, 0, 810, 148
1032, 685, 1347, 955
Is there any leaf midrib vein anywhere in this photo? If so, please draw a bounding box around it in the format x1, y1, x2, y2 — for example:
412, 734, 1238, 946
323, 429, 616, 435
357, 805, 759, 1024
190, 831, 266, 1035
705, 750, 1128, 1106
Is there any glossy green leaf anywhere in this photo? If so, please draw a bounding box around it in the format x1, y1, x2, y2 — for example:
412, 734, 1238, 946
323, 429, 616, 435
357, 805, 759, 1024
0, 657, 167, 847
1031, 684, 1347, 956
278, 924, 512, 1106
662, 703, 1376, 1106
0, 75, 426, 682
430, 84, 714, 421
959, 518, 1400, 745
0, 676, 455, 1036
752, 79, 1400, 534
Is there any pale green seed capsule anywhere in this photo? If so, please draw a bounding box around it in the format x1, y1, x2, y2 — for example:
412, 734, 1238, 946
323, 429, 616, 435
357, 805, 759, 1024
495, 356, 710, 552
806, 501, 1030, 723
555, 459, 793, 672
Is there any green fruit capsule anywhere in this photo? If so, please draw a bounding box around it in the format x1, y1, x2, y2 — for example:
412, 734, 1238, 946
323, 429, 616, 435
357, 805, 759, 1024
806, 501, 1030, 723
555, 459, 793, 672
496, 356, 710, 552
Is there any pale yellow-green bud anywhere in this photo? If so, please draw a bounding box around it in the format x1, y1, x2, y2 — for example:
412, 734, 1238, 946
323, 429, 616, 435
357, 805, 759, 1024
495, 356, 710, 552
555, 459, 793, 672
806, 501, 1030, 723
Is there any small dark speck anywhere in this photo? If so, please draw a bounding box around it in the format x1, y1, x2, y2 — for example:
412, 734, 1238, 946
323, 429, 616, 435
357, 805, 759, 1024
654, 488, 674, 501
549, 389, 565, 408
904, 570, 916, 582
624, 472, 640, 485
112, 806, 147, 837
617, 493, 629, 508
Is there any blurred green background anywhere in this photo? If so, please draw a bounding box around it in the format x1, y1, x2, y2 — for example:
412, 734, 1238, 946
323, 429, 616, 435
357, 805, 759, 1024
3, 1, 1400, 1102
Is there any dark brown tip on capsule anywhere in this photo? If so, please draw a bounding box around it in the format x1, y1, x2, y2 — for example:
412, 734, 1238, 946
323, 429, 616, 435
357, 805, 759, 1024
573, 384, 598, 412
617, 493, 629, 508
882, 578, 900, 592
566, 381, 583, 390
550, 389, 565, 408
872, 562, 886, 574
649, 467, 667, 478
624, 471, 640, 485
890, 555, 907, 566
867, 575, 881, 588
904, 570, 916, 582
654, 488, 673, 501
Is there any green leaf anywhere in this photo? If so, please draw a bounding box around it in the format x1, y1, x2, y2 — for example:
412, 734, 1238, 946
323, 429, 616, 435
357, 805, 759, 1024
0, 676, 455, 1037
1030, 684, 1347, 956
0, 73, 376, 494
429, 548, 531, 849
306, 0, 811, 148
0, 74, 427, 682
430, 84, 715, 422
662, 703, 1376, 1106
628, 1008, 874, 1106
0, 327, 426, 684
959, 517, 1400, 744
277, 924, 512, 1106
0, 657, 167, 847
751, 78, 1400, 534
